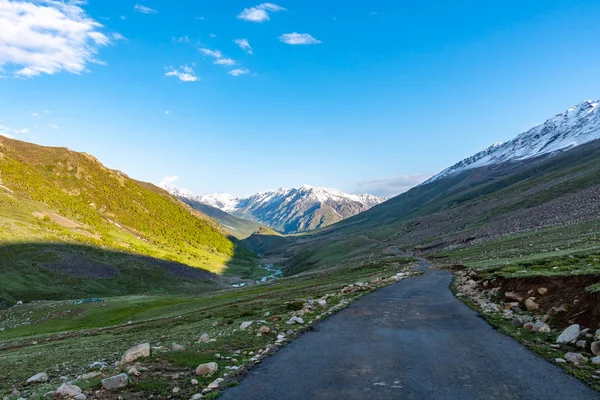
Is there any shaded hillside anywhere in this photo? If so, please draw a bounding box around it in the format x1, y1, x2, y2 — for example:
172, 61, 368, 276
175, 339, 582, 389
252, 139, 600, 273
0, 137, 255, 290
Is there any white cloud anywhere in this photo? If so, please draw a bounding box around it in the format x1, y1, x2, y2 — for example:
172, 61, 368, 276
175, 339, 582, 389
159, 176, 179, 187
47, 123, 59, 130
31, 112, 38, 117
165, 65, 198, 82
237, 3, 286, 23
0, 0, 112, 77
194, 16, 204, 21
164, 110, 170, 115
134, 4, 156, 14
234, 38, 253, 54
214, 58, 235, 66
112, 33, 128, 42
355, 173, 433, 197
119, 15, 126, 20
209, 33, 217, 38
229, 68, 250, 77
199, 48, 223, 58
44, 110, 51, 114
173, 36, 190, 43
279, 33, 322, 45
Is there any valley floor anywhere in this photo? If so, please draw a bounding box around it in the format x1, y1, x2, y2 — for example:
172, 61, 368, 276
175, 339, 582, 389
221, 261, 599, 400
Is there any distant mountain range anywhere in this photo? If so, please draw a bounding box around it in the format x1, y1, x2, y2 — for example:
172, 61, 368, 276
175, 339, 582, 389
428, 99, 600, 182
161, 184, 387, 234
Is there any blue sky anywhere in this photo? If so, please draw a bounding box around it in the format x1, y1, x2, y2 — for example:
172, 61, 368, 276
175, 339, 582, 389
1, 0, 600, 197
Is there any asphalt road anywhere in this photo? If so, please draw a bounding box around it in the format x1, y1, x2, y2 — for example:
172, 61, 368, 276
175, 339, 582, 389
221, 261, 600, 399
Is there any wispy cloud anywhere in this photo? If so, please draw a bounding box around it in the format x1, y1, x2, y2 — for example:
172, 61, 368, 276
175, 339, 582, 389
47, 124, 59, 130
234, 38, 253, 54
134, 4, 157, 14
173, 36, 191, 43
31, 112, 38, 117
0, 124, 29, 137
165, 65, 199, 82
237, 3, 286, 23
279, 33, 322, 45
0, 0, 112, 77
199, 48, 236, 66
119, 15, 126, 20
229, 68, 250, 77
112, 33, 129, 42
355, 173, 433, 197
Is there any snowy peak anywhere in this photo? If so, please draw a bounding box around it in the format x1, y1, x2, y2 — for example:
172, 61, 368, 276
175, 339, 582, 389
161, 184, 387, 234
428, 99, 600, 182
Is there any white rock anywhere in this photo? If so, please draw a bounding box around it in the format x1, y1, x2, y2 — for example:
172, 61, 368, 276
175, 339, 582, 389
101, 373, 129, 390
591, 356, 600, 365
191, 379, 199, 385
565, 352, 588, 364
207, 378, 224, 390
190, 395, 203, 400
286, 316, 304, 325
121, 343, 151, 364
198, 333, 210, 343
26, 372, 48, 384
556, 324, 581, 344
555, 358, 567, 363
195, 362, 218, 377
240, 321, 254, 330
55, 383, 82, 398
74, 395, 87, 400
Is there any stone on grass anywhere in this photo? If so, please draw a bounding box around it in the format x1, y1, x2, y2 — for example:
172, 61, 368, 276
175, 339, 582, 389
195, 362, 218, 377
172, 343, 186, 351
591, 341, 600, 356
556, 324, 581, 344
121, 343, 150, 364
258, 326, 270, 334
198, 334, 210, 343
286, 316, 304, 325
26, 372, 48, 384
55, 383, 82, 398
190, 395, 203, 400
191, 379, 199, 385
565, 352, 588, 365
207, 378, 224, 390
555, 358, 567, 363
101, 373, 129, 390
240, 321, 254, 330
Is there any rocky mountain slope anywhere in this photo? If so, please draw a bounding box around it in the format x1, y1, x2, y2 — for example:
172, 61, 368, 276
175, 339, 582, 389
161, 184, 386, 234
428, 99, 600, 182
0, 136, 255, 305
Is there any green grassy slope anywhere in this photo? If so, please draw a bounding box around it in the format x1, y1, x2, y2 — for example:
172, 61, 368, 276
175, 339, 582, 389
0, 137, 257, 304
252, 139, 600, 273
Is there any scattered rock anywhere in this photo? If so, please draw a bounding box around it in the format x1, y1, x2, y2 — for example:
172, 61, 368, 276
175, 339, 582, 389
26, 372, 48, 384
591, 357, 600, 365
240, 321, 254, 330
172, 343, 186, 351
270, 315, 283, 322
537, 287, 548, 295
173, 387, 181, 394
127, 366, 141, 376
190, 395, 203, 400
525, 298, 540, 311
55, 383, 82, 398
16, 300, 23, 305
576, 340, 588, 349
555, 358, 567, 363
556, 324, 581, 344
504, 292, 524, 301
286, 316, 304, 325
121, 343, 150, 364
195, 362, 218, 377
191, 379, 199, 385
198, 334, 210, 343
565, 352, 588, 365
592, 341, 600, 356
102, 373, 129, 390
258, 326, 270, 334
207, 378, 224, 390
74, 395, 87, 400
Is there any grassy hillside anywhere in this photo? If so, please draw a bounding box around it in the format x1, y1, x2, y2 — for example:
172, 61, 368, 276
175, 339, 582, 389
249, 139, 600, 273
0, 137, 257, 304
179, 198, 277, 239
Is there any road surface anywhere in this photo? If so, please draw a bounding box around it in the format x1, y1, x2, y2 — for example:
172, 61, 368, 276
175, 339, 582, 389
221, 261, 599, 399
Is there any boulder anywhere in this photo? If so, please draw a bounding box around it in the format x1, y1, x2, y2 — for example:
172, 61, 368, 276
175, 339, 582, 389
576, 340, 588, 349
240, 321, 253, 330
286, 316, 304, 325
258, 326, 270, 334
101, 373, 129, 390
198, 334, 210, 343
556, 324, 581, 344
316, 299, 327, 308
565, 352, 588, 365
505, 292, 524, 301
121, 343, 150, 364
207, 378, 224, 390
172, 343, 186, 351
195, 362, 218, 377
592, 341, 600, 356
525, 298, 540, 311
26, 372, 48, 384
591, 356, 600, 365
55, 383, 82, 398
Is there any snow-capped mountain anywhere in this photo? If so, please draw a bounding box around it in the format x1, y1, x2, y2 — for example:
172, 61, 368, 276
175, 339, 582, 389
160, 183, 387, 234
427, 99, 600, 182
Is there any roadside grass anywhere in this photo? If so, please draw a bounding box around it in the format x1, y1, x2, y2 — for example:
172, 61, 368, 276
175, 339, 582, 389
0, 255, 416, 398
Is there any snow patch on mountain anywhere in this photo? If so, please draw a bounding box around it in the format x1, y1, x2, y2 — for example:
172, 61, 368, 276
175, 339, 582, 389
427, 99, 600, 183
